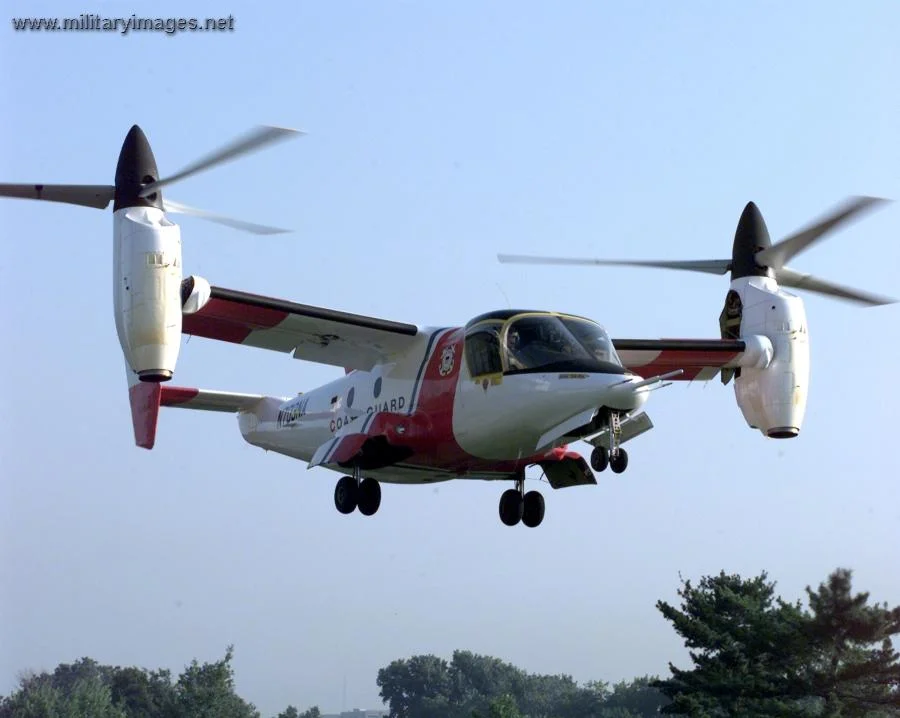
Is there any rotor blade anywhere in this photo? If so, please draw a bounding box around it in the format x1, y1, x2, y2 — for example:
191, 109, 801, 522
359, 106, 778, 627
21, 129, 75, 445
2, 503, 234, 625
497, 254, 731, 275
140, 125, 304, 197
776, 267, 896, 307
163, 199, 291, 235
756, 196, 890, 269
0, 183, 114, 209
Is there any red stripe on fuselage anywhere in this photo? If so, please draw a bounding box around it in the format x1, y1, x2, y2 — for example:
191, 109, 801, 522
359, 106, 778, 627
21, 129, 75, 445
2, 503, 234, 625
393, 329, 564, 475
181, 297, 289, 344
408, 328, 466, 468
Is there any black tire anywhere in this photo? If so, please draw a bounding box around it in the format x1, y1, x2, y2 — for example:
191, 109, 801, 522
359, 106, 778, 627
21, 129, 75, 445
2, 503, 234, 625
610, 448, 629, 474
334, 476, 358, 514
499, 488, 523, 526
522, 490, 545, 528
591, 446, 609, 472
358, 477, 382, 516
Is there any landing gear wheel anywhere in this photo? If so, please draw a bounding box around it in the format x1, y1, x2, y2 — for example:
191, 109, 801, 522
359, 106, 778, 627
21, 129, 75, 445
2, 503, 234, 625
522, 491, 545, 528
499, 488, 524, 526
590, 446, 609, 472
610, 448, 629, 474
357, 478, 382, 516
334, 476, 358, 514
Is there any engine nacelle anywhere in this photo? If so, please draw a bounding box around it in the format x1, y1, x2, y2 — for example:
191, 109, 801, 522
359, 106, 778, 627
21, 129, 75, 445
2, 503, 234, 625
728, 276, 810, 438
113, 206, 183, 382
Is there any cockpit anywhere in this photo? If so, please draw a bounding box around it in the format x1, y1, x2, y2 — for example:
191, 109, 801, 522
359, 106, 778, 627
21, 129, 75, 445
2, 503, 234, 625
463, 311, 623, 378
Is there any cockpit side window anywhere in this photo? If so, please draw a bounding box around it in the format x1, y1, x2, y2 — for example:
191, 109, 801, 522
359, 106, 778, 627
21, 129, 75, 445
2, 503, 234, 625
464, 323, 503, 377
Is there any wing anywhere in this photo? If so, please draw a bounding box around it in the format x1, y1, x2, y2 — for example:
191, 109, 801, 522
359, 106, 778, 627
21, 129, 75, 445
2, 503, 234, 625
182, 284, 424, 371
612, 339, 747, 381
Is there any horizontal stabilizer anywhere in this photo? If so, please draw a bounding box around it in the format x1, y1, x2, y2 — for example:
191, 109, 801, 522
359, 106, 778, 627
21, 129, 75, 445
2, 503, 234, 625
160, 386, 268, 412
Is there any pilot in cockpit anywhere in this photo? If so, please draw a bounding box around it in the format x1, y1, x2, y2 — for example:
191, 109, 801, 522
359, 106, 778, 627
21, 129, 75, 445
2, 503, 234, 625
507, 328, 527, 370
565, 321, 614, 364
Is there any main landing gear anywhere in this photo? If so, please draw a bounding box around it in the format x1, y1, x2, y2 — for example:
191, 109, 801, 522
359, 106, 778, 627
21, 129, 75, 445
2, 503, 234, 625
334, 466, 381, 517
590, 411, 629, 474
499, 475, 545, 528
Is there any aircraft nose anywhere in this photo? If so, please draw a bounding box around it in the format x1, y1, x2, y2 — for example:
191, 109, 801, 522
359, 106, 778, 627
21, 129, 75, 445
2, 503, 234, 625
603, 373, 650, 412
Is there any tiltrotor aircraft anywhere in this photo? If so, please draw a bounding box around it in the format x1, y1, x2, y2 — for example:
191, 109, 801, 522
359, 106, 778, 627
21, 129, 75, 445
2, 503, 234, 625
1, 125, 893, 528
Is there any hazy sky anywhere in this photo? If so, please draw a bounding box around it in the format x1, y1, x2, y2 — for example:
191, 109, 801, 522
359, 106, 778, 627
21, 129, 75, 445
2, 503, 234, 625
2, 2, 899, 715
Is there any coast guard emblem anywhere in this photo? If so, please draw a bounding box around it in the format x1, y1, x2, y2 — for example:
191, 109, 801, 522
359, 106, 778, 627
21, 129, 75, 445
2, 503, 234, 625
439, 344, 456, 376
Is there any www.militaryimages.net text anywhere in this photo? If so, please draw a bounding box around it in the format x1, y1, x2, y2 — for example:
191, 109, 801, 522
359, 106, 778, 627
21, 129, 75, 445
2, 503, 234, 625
11, 14, 235, 35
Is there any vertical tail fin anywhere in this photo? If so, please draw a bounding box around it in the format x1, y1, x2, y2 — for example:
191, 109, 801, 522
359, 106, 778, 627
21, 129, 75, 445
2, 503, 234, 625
126, 364, 162, 449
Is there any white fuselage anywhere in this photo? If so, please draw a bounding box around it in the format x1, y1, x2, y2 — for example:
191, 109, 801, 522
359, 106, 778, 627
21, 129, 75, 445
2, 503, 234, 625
236, 327, 648, 483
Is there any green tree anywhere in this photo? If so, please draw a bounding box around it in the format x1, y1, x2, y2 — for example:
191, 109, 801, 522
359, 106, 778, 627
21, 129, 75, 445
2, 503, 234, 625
376, 654, 453, 718
0, 676, 61, 718
299, 708, 321, 718
651, 570, 810, 716
0, 668, 126, 718
653, 568, 900, 717
449, 650, 526, 716
275, 707, 299, 718
604, 676, 671, 716
109, 666, 178, 718
487, 693, 521, 718
174, 645, 260, 718
803, 568, 900, 716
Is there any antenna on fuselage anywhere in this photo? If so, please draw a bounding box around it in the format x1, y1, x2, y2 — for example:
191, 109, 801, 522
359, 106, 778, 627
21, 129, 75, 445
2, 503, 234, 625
495, 283, 511, 308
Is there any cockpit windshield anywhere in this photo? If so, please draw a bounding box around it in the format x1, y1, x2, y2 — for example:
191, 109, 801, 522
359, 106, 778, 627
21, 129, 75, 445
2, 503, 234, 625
559, 316, 620, 365
505, 315, 591, 370
463, 312, 622, 378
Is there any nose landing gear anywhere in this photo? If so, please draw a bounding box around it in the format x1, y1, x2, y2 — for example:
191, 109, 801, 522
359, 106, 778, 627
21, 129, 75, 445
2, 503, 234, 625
591, 410, 630, 474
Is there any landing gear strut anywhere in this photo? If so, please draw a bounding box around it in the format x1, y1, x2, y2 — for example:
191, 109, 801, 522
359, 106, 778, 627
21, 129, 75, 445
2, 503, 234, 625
592, 410, 629, 474
334, 466, 381, 516
499, 474, 545, 528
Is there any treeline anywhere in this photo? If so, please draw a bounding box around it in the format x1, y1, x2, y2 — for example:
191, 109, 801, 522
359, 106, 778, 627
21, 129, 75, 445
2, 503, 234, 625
3, 567, 899, 717
377, 653, 668, 717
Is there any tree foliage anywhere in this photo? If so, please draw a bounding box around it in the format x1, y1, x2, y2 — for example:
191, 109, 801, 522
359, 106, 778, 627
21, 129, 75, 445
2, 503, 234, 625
376, 649, 667, 718
0, 647, 257, 718
2, 566, 895, 718
652, 568, 900, 717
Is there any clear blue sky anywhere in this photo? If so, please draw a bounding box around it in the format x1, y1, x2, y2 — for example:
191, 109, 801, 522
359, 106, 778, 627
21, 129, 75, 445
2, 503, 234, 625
2, 1, 899, 715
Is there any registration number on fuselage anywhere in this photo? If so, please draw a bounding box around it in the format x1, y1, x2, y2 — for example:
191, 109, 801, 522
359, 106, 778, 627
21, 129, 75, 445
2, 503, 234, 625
276, 395, 409, 431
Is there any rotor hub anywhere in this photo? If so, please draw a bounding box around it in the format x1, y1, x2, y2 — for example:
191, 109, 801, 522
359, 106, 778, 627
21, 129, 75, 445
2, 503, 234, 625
730, 201, 773, 281
114, 125, 164, 212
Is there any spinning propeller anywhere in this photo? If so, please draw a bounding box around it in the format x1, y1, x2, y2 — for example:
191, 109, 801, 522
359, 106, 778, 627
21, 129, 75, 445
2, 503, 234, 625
498, 196, 895, 306
0, 124, 303, 234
